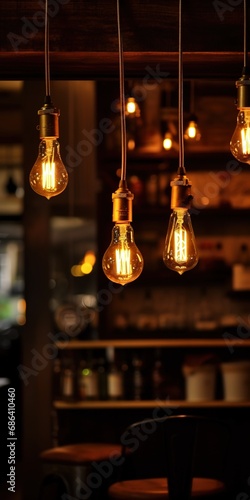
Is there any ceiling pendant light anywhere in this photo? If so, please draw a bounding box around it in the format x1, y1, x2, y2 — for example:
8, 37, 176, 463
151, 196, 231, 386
163, 0, 198, 275
163, 131, 173, 151
230, 0, 250, 164
29, 0, 68, 199
184, 81, 201, 141
126, 97, 140, 117
102, 0, 144, 286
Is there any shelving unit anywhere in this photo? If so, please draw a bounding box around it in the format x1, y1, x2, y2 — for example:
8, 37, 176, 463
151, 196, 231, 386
53, 338, 250, 413
55, 338, 250, 349
50, 79, 250, 447
54, 400, 250, 409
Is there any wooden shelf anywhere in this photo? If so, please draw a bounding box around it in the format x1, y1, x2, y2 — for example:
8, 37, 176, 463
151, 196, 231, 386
54, 399, 250, 410
55, 338, 250, 349
125, 266, 231, 287
104, 151, 234, 170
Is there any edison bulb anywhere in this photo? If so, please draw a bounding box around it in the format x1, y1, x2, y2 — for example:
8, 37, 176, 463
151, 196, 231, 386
29, 138, 68, 199
126, 97, 140, 117
230, 109, 250, 164
163, 132, 173, 151
102, 223, 144, 285
184, 119, 201, 141
163, 208, 198, 275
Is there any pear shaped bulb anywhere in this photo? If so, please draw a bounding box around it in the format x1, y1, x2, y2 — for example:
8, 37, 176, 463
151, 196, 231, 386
102, 223, 144, 285
29, 138, 68, 199
230, 109, 250, 164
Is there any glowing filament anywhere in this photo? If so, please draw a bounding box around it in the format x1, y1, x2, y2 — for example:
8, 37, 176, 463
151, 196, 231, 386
163, 133, 173, 150
187, 121, 196, 139
174, 222, 187, 263
42, 160, 55, 190
115, 248, 131, 275
241, 127, 250, 155
127, 101, 136, 114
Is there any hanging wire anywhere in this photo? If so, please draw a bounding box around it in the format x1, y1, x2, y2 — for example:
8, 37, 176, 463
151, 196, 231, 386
243, 0, 248, 72
178, 0, 185, 174
116, 0, 127, 182
45, 0, 51, 99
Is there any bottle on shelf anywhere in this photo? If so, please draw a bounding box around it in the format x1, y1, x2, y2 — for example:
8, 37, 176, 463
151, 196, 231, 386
131, 352, 145, 400
106, 347, 124, 400
61, 356, 75, 401
78, 355, 99, 400
53, 358, 62, 400
232, 243, 250, 291
121, 356, 130, 399
97, 356, 108, 400
151, 349, 167, 400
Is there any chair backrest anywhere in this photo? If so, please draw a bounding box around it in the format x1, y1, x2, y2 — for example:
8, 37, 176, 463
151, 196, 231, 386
118, 414, 230, 500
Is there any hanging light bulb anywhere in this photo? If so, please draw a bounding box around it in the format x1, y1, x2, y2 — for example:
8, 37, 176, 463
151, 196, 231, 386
163, 174, 198, 275
230, 0, 250, 164
230, 86, 250, 164
102, 182, 143, 285
163, 0, 198, 275
102, 0, 143, 285
29, 0, 68, 199
125, 96, 140, 117
30, 101, 68, 199
163, 131, 173, 150
184, 114, 201, 141
184, 81, 201, 142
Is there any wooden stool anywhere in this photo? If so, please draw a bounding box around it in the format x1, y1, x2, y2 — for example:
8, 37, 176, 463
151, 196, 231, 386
108, 477, 226, 499
39, 442, 122, 500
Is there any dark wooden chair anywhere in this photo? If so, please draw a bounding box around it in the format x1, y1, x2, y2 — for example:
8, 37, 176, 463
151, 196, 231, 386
108, 415, 230, 500
38, 442, 122, 500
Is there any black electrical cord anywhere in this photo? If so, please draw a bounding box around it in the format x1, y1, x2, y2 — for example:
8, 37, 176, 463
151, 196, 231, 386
243, 0, 248, 73
178, 0, 186, 176
117, 0, 127, 183
45, 0, 51, 100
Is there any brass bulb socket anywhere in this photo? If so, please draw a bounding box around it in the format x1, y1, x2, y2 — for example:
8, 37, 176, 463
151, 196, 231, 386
170, 175, 193, 209
112, 186, 134, 222
236, 76, 250, 108
38, 104, 60, 139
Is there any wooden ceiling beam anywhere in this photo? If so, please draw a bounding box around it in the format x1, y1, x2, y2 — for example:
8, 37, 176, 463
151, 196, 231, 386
0, 51, 244, 81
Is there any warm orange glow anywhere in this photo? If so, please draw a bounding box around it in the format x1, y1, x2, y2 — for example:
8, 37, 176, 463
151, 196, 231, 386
128, 139, 136, 150
81, 262, 93, 274
126, 99, 136, 114
71, 265, 83, 277
17, 298, 26, 314
163, 133, 173, 150
84, 251, 96, 266
184, 119, 201, 141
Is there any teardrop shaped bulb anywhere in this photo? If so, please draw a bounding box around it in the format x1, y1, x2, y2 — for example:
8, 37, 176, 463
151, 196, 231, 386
163, 209, 198, 275
29, 138, 68, 199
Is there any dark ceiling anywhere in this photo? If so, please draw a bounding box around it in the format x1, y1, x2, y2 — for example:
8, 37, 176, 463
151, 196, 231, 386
0, 1, 247, 80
